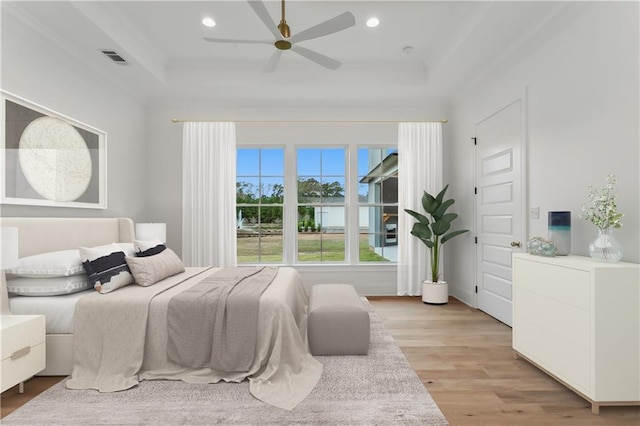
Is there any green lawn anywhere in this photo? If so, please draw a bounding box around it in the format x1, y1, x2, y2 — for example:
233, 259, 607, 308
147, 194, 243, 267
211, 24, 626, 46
236, 233, 388, 263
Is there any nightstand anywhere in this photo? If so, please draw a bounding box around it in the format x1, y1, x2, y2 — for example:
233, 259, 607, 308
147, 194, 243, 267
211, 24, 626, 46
1, 315, 46, 393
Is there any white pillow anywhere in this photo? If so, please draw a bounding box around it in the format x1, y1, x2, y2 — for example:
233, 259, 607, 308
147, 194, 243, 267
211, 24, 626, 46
80, 243, 134, 294
114, 242, 136, 256
125, 248, 185, 287
7, 249, 85, 278
7, 275, 92, 296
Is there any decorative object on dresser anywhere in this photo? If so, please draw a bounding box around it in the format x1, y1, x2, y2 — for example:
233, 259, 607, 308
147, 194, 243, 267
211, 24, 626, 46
580, 174, 624, 262
405, 184, 469, 304
526, 237, 557, 257
1, 227, 19, 314
1, 315, 46, 393
547, 211, 570, 255
512, 253, 640, 414
135, 223, 167, 243
1, 91, 107, 209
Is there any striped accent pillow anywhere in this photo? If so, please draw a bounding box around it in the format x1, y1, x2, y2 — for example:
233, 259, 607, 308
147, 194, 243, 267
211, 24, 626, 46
80, 243, 134, 294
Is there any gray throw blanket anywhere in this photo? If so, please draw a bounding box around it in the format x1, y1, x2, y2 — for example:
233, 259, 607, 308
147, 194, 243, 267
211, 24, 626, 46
167, 266, 278, 372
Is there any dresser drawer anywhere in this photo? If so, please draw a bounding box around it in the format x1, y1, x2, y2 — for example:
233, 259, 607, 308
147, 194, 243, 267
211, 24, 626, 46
1, 341, 46, 392
514, 317, 591, 394
1, 315, 46, 392
514, 287, 590, 350
514, 258, 590, 310
1, 316, 46, 360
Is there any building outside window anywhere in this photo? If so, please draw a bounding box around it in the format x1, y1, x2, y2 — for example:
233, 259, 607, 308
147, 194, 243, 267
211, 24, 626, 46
358, 148, 398, 262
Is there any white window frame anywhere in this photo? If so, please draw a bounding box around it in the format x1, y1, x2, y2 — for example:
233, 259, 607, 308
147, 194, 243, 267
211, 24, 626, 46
291, 144, 348, 264
236, 145, 286, 264
237, 142, 396, 266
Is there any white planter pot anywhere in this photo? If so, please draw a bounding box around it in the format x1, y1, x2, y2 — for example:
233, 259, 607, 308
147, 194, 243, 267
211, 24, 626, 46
422, 280, 448, 305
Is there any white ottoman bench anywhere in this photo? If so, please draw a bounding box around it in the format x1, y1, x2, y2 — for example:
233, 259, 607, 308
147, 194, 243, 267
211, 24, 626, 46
308, 284, 370, 356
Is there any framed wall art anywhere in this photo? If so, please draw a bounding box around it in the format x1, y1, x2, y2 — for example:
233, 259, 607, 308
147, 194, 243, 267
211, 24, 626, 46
1, 91, 107, 209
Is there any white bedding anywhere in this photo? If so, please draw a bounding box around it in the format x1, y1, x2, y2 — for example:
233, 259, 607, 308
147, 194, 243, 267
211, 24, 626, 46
8, 290, 90, 334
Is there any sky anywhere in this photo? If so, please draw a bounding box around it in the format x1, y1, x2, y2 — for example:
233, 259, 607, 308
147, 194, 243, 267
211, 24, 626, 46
237, 147, 396, 198
237, 147, 395, 176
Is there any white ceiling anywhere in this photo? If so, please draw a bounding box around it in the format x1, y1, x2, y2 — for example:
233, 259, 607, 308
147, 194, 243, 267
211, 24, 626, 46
3, 1, 589, 106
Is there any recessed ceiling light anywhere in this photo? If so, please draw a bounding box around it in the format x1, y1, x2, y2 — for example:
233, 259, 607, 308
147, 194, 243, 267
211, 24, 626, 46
366, 17, 380, 28
202, 17, 216, 28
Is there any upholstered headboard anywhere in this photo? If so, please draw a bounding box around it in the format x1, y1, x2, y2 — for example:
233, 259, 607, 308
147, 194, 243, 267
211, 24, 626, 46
0, 217, 135, 257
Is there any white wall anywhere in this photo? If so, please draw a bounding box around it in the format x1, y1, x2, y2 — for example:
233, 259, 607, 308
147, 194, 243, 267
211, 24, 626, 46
447, 2, 639, 306
146, 103, 450, 295
0, 6, 148, 221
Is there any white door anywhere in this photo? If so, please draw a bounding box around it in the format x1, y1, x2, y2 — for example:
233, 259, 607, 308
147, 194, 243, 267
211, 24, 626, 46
475, 99, 525, 326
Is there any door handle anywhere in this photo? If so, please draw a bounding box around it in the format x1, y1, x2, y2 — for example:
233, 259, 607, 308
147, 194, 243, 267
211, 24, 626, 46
510, 241, 521, 248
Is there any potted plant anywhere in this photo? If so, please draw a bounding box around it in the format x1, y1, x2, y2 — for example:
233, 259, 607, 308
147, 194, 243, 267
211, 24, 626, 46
405, 184, 469, 304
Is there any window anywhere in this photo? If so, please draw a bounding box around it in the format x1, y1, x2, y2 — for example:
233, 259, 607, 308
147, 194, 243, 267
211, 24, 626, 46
236, 148, 284, 263
236, 145, 398, 265
358, 148, 398, 262
296, 148, 346, 262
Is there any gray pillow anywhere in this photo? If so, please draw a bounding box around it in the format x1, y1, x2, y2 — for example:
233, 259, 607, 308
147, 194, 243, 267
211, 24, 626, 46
125, 248, 185, 287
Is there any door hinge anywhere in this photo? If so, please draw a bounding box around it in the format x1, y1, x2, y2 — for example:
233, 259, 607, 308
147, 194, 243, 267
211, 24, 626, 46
472, 137, 477, 146
475, 285, 478, 293
474, 187, 477, 195
474, 236, 478, 244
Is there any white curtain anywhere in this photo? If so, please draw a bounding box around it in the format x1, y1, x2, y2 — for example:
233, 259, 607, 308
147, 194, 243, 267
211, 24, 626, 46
182, 122, 237, 267
397, 122, 443, 295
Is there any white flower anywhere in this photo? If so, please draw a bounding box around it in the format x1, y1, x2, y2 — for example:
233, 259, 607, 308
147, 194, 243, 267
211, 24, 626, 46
579, 174, 623, 230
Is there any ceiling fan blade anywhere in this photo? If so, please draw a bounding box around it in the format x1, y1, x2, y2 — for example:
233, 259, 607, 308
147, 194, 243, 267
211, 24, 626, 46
291, 45, 342, 70
262, 49, 283, 73
289, 11, 355, 44
247, 0, 281, 39
204, 37, 272, 45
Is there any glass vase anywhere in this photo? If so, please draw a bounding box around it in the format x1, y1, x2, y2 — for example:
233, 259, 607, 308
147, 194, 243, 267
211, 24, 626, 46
588, 228, 623, 262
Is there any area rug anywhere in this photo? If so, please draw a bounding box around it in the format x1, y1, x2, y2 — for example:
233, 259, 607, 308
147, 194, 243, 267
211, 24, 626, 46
3, 299, 448, 425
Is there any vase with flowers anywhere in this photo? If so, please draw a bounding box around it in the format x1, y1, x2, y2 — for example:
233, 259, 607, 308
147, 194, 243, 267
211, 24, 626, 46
580, 174, 624, 262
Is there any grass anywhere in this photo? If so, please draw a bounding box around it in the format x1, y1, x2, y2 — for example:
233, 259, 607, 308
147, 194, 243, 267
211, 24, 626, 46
236, 233, 388, 263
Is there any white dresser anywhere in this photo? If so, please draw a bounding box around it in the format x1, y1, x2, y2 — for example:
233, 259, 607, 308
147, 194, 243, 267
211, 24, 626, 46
1, 315, 46, 393
512, 254, 640, 414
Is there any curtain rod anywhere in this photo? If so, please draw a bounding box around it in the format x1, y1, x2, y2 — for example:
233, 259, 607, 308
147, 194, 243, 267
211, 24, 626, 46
171, 118, 448, 124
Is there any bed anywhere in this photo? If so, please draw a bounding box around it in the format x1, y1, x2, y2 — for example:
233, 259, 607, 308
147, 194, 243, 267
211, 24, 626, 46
1, 217, 322, 410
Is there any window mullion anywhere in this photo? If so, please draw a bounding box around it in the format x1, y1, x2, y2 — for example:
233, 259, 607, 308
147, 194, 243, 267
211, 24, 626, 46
347, 144, 359, 263
284, 145, 297, 265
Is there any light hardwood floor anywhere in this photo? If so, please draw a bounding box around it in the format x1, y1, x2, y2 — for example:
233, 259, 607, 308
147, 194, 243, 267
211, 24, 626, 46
2, 297, 639, 424
369, 297, 640, 425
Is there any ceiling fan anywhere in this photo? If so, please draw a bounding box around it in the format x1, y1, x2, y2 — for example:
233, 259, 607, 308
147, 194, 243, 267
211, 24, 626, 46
204, 0, 356, 72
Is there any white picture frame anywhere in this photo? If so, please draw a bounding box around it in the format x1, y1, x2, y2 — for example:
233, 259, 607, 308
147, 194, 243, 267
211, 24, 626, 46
1, 91, 107, 209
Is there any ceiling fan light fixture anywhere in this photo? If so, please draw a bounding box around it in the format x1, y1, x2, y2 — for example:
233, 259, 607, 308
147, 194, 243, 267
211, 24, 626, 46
278, 20, 291, 38
275, 39, 292, 50
366, 17, 380, 28
201, 17, 216, 28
